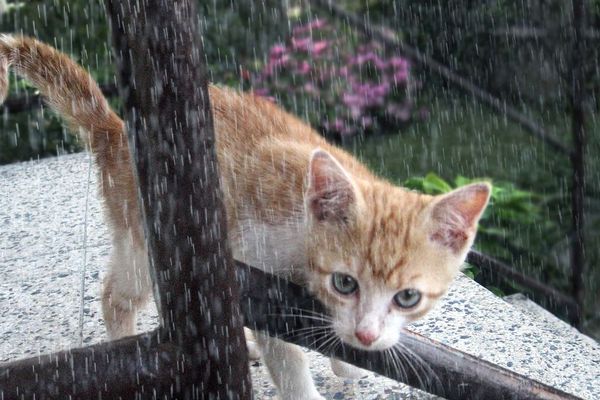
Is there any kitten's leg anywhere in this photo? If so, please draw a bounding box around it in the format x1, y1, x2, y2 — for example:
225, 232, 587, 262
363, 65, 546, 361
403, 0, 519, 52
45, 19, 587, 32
255, 332, 324, 400
101, 240, 151, 340
244, 327, 262, 361
330, 358, 366, 379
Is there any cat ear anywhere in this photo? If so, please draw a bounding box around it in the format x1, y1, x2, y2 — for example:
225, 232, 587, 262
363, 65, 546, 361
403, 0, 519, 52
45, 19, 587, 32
429, 182, 491, 254
306, 149, 356, 223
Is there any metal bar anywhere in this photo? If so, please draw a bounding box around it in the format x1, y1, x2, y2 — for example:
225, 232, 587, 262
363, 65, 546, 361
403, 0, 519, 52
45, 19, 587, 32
310, 0, 573, 157
1, 262, 582, 400
104, 0, 250, 397
568, 0, 587, 328
0, 330, 171, 399
466, 250, 579, 318
484, 27, 600, 40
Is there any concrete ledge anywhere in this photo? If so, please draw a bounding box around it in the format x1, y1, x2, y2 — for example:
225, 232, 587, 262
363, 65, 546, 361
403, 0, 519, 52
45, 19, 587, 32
1, 153, 598, 399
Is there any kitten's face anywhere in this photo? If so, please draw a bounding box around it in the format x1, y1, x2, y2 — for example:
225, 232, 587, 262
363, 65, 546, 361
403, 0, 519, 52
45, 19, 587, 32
304, 149, 490, 351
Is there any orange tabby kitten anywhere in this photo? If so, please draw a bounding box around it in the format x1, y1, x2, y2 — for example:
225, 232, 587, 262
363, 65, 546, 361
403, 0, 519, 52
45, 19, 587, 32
0, 35, 490, 399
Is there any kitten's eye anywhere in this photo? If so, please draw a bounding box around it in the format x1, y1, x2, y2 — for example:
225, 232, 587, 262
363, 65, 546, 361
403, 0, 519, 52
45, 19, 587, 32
393, 289, 421, 309
331, 273, 358, 295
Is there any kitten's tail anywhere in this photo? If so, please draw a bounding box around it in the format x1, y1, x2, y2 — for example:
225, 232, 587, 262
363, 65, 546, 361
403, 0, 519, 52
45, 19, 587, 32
0, 34, 125, 150
0, 35, 141, 239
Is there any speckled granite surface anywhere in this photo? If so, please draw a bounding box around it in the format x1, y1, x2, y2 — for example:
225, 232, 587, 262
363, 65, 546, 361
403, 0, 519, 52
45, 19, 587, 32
1, 153, 599, 399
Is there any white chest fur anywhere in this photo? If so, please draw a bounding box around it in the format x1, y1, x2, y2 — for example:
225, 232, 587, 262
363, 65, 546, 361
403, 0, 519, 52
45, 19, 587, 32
230, 217, 308, 279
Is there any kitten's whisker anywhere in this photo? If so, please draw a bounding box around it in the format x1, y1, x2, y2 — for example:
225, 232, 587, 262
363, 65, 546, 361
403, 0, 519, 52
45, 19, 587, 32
400, 345, 429, 389
308, 329, 334, 352
387, 347, 407, 383
288, 332, 330, 349
324, 336, 341, 358
384, 349, 399, 381
314, 331, 338, 356
266, 312, 331, 323
393, 345, 424, 389
393, 342, 439, 391
281, 325, 331, 336
268, 308, 331, 319
395, 342, 442, 391
383, 349, 394, 380
281, 327, 332, 343
286, 306, 332, 319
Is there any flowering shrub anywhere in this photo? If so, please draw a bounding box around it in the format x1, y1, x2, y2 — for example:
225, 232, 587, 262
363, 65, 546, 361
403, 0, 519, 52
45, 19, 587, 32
249, 18, 424, 139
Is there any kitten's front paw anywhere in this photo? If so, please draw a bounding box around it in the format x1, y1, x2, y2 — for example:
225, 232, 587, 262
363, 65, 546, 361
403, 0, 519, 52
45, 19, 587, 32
244, 327, 262, 360
330, 358, 366, 379
246, 340, 261, 360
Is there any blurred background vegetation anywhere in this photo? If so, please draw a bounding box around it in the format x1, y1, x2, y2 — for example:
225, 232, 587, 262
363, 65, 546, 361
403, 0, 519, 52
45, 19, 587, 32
0, 0, 598, 339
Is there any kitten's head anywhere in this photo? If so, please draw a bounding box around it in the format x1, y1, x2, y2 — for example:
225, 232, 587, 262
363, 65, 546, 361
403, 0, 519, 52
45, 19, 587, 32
303, 149, 490, 351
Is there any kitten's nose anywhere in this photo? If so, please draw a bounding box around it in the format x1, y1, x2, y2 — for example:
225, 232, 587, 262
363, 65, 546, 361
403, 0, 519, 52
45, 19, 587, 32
355, 330, 378, 346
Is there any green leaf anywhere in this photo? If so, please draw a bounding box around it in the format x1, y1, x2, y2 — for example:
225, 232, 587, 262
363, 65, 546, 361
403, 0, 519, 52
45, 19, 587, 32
486, 286, 505, 297
453, 175, 473, 187
422, 173, 452, 194
462, 264, 479, 280
403, 177, 425, 191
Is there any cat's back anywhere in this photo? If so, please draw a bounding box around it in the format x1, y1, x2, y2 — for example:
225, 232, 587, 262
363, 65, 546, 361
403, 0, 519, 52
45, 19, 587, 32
209, 85, 322, 150
209, 85, 372, 180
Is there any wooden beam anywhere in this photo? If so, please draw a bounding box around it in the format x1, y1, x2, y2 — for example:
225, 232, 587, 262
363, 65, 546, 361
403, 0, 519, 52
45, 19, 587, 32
104, 0, 251, 397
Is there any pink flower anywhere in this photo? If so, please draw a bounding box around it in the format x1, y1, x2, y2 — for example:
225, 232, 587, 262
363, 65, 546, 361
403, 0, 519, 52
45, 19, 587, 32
352, 83, 389, 107
360, 116, 373, 128
291, 37, 312, 51
296, 60, 311, 75
303, 82, 318, 94
393, 70, 409, 84
350, 52, 385, 69
389, 56, 409, 70
311, 40, 329, 55
263, 54, 290, 76
342, 93, 363, 107
269, 44, 287, 59
323, 118, 346, 133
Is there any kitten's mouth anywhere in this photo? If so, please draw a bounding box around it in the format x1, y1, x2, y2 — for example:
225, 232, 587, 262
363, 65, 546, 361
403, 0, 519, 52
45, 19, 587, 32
338, 332, 391, 352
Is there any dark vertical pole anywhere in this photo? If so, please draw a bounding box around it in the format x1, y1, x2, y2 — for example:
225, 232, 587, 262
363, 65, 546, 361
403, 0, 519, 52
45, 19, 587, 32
569, 0, 587, 328
104, 0, 251, 398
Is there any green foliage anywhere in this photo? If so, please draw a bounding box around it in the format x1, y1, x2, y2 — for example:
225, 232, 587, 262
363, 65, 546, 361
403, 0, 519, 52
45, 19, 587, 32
462, 264, 479, 280
403, 172, 544, 233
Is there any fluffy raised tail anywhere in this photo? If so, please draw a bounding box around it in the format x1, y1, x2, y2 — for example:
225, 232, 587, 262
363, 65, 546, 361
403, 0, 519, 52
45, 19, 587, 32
0, 34, 141, 239
0, 34, 124, 147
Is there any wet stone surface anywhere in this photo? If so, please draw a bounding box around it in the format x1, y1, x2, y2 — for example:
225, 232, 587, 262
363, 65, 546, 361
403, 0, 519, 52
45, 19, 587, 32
1, 153, 599, 399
